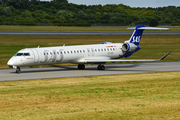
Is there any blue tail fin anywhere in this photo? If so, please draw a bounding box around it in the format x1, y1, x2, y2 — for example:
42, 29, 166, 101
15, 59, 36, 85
128, 25, 146, 45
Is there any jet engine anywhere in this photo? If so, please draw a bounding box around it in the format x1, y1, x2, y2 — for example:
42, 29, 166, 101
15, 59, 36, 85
122, 43, 138, 52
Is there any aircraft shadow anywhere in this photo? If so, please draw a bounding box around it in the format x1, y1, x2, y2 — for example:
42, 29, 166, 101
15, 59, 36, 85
10, 63, 144, 73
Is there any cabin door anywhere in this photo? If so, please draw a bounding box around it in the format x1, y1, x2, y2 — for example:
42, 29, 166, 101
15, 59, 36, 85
91, 48, 95, 56
30, 49, 39, 63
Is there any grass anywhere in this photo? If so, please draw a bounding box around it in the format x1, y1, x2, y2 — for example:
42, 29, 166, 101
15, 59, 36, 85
0, 71, 180, 119
0, 25, 180, 31
1, 35, 180, 68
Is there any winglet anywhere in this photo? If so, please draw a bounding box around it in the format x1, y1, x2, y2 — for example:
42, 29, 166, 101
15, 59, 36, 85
160, 52, 171, 60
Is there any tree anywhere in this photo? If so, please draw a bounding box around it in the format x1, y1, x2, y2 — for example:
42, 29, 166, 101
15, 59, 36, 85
77, 11, 86, 20
130, 14, 139, 22
1, 6, 12, 17
25, 10, 32, 17
20, 12, 26, 18
43, 13, 51, 20
164, 18, 171, 24
53, 0, 68, 3
101, 13, 111, 23
149, 18, 158, 27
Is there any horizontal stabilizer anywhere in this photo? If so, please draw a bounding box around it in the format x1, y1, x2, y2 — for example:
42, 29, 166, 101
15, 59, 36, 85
128, 27, 169, 30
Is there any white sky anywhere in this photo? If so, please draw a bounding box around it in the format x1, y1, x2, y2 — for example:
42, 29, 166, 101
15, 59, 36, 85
68, 0, 180, 8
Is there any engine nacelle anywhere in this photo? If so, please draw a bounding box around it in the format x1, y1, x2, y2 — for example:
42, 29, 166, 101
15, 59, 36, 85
122, 43, 138, 52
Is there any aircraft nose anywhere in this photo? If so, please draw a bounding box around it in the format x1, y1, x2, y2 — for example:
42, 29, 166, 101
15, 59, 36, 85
7, 59, 14, 66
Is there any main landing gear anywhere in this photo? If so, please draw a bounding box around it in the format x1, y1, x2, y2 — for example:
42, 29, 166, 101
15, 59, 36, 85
78, 64, 85, 69
16, 67, 21, 74
97, 64, 105, 70
78, 64, 105, 70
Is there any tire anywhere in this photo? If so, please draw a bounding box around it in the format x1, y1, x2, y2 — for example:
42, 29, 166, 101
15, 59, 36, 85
78, 64, 85, 69
16, 67, 21, 74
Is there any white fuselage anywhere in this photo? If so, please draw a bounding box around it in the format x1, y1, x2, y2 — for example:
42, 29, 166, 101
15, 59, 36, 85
7, 25, 170, 73
8, 43, 124, 67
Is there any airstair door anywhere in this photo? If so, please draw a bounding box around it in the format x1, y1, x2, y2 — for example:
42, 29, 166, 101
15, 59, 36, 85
31, 49, 39, 63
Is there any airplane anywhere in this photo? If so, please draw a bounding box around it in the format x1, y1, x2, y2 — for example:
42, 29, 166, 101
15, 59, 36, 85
7, 25, 170, 74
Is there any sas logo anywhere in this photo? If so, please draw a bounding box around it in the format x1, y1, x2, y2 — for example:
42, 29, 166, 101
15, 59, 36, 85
132, 36, 141, 43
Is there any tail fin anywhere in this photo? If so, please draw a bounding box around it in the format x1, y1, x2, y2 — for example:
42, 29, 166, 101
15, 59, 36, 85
127, 25, 146, 45
126, 25, 169, 45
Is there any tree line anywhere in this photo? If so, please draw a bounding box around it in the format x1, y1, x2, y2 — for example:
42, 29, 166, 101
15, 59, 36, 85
0, 0, 180, 26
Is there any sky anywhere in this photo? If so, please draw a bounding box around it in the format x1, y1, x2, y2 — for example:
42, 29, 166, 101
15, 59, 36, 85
68, 0, 180, 8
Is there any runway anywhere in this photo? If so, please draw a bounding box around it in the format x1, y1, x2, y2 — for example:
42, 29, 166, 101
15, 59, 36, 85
0, 31, 180, 35
1, 62, 180, 81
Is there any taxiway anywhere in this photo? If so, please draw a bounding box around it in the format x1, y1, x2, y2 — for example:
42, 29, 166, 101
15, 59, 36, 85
0, 62, 180, 81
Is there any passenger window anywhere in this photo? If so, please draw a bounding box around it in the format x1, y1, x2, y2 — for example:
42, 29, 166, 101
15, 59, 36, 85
71, 51, 73, 54
67, 51, 69, 54
104, 48, 106, 51
54, 52, 56, 54
77, 50, 79, 53
83, 50, 85, 53
107, 48, 109, 51
101, 49, 103, 51
57, 52, 59, 54
50, 52, 52, 55
74, 51, 76, 53
95, 49, 97, 52
64, 51, 66, 54
113, 48, 115, 51
110, 48, 112, 51
98, 49, 100, 52
80, 50, 82, 53
44, 53, 46, 55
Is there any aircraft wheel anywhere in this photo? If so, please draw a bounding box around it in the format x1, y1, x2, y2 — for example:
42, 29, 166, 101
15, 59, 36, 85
97, 65, 105, 70
16, 67, 21, 74
81, 64, 85, 69
101, 65, 105, 70
78, 64, 85, 69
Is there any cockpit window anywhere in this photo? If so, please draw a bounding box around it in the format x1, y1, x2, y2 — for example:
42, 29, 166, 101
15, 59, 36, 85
14, 53, 30, 56
16, 53, 24, 56
24, 53, 30, 56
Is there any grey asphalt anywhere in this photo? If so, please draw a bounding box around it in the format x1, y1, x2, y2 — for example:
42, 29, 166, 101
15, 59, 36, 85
0, 62, 180, 81
0, 31, 180, 35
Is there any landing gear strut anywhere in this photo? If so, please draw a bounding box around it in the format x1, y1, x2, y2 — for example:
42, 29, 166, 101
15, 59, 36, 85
16, 67, 21, 74
97, 64, 105, 70
78, 64, 85, 69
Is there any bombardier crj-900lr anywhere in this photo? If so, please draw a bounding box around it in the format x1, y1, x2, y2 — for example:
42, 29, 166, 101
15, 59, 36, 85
7, 25, 170, 73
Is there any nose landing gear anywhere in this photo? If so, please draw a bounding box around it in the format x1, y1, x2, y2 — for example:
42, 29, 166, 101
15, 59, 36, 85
16, 67, 21, 74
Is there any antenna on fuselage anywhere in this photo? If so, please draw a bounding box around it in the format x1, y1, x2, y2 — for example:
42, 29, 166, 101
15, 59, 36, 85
63, 44, 65, 47
37, 46, 40, 48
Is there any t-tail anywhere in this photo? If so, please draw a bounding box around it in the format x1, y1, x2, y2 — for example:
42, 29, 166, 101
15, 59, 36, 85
126, 25, 169, 45
122, 25, 169, 58
127, 25, 145, 45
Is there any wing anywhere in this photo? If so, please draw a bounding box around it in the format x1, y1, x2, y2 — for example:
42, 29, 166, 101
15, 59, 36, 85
83, 52, 171, 63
